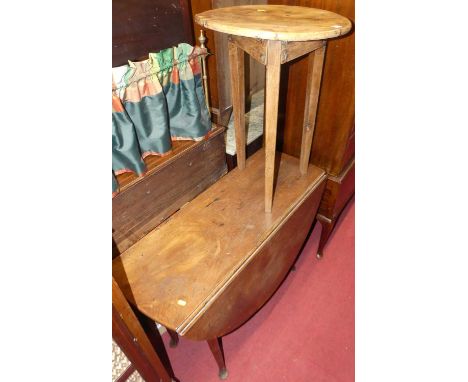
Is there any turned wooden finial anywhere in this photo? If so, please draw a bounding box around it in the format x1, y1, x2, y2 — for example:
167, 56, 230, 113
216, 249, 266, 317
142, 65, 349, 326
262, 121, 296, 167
198, 29, 210, 112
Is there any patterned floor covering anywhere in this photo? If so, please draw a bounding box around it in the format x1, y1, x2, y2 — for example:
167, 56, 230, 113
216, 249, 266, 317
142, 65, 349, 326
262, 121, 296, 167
112, 340, 143, 382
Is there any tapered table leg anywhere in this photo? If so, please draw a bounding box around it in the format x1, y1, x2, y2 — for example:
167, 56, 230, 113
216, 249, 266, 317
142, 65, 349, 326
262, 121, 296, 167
228, 39, 246, 170
207, 337, 228, 380
299, 43, 326, 175
264, 40, 282, 213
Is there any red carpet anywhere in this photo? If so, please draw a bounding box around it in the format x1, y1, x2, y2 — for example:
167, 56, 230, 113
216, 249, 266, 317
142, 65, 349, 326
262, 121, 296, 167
163, 198, 355, 382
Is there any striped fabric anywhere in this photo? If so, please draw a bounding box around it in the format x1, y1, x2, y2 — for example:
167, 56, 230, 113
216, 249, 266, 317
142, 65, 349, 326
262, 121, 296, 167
112, 43, 211, 194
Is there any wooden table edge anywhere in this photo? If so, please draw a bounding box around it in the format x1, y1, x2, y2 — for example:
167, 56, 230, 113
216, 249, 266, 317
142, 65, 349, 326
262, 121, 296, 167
175, 168, 328, 335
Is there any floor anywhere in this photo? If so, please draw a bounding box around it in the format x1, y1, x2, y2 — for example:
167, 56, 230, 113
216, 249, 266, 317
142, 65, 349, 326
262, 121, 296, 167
163, 198, 355, 382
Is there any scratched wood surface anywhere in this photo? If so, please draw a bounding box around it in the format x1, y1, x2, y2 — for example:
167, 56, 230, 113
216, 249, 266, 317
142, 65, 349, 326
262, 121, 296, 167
113, 149, 326, 336
112, 126, 227, 257
195, 5, 351, 41
184, 171, 325, 339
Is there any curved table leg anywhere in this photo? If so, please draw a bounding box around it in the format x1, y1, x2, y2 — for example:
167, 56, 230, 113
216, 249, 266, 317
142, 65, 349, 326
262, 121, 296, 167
167, 328, 179, 348
317, 216, 335, 259
207, 337, 228, 380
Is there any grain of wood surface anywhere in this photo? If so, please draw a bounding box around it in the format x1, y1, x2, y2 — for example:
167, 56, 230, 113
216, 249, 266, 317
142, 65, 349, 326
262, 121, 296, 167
195, 5, 351, 41
113, 149, 326, 339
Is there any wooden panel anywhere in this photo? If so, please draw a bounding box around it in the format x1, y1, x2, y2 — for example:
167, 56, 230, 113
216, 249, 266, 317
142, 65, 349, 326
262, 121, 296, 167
341, 123, 355, 170
112, 126, 227, 256
112, 0, 194, 67
270, 0, 355, 176
318, 157, 354, 219
113, 149, 326, 335
116, 139, 195, 192
185, 176, 325, 339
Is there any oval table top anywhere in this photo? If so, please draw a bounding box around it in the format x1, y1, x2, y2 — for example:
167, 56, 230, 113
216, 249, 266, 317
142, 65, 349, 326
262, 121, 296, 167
194, 5, 352, 41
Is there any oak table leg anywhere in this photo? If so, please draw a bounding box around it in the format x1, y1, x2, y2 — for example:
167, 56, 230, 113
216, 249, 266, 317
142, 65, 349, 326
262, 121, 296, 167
299, 44, 326, 175
207, 337, 228, 380
264, 40, 282, 213
228, 39, 246, 170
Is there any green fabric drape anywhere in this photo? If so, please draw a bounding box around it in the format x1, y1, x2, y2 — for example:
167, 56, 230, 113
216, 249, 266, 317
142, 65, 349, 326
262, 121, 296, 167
112, 43, 211, 195
150, 43, 211, 140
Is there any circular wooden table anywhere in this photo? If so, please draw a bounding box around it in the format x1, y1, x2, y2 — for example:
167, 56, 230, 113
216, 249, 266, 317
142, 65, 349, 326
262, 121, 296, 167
196, 5, 351, 213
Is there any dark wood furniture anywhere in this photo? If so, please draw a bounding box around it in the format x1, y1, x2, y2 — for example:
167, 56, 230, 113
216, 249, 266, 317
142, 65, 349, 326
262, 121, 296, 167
113, 277, 174, 382
113, 1, 228, 380
192, 0, 355, 257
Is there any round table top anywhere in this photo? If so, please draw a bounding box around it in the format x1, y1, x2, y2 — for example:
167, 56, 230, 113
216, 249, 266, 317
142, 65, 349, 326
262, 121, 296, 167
194, 5, 352, 41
